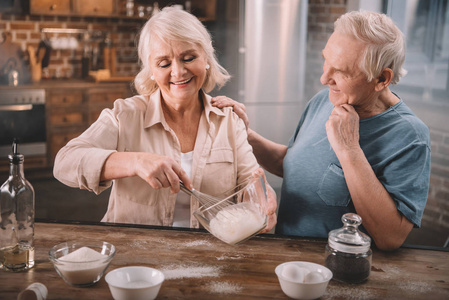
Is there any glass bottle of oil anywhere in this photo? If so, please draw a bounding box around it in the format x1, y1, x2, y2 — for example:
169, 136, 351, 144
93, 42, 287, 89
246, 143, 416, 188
0, 139, 35, 271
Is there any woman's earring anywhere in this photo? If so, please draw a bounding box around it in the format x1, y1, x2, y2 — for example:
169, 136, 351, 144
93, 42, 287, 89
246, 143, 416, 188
205, 64, 210, 70
150, 75, 155, 80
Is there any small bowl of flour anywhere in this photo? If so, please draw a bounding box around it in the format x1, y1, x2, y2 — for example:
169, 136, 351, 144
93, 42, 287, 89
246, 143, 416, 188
49, 241, 116, 287
193, 176, 269, 245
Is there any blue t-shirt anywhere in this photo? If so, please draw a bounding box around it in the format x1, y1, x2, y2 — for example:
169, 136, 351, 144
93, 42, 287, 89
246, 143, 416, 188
276, 89, 431, 238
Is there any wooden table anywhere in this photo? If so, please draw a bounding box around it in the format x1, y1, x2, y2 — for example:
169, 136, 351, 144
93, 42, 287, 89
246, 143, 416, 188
1, 222, 448, 299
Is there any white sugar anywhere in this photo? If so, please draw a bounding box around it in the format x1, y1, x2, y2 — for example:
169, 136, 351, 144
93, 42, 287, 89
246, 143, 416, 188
59, 247, 106, 262
56, 247, 108, 285
210, 202, 265, 244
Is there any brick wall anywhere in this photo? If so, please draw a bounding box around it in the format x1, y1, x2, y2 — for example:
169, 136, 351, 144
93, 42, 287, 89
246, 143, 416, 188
0, 14, 143, 80
427, 128, 449, 232
305, 0, 346, 101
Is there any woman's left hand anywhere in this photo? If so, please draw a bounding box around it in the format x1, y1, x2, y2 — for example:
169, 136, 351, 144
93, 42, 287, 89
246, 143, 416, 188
252, 168, 277, 233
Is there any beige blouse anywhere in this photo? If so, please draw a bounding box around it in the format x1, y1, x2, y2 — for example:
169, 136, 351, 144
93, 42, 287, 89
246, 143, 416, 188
53, 90, 258, 227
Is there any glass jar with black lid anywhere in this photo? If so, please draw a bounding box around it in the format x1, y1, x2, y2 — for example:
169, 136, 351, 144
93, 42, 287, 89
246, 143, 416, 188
325, 213, 372, 283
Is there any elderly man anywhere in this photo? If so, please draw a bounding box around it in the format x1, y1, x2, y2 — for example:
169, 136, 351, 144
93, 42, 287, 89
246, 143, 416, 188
212, 11, 430, 251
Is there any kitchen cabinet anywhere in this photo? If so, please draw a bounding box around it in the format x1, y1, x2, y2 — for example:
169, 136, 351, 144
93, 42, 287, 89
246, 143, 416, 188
46, 89, 86, 164
128, 0, 217, 21
86, 87, 123, 123
189, 0, 217, 21
45, 83, 131, 165
29, 0, 217, 21
73, 0, 115, 16
30, 0, 72, 16
30, 0, 116, 17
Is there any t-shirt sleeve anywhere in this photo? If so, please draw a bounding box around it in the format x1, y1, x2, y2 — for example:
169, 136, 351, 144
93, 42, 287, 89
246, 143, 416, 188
380, 142, 431, 227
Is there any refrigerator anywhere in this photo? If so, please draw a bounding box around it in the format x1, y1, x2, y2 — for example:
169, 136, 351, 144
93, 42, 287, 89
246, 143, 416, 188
238, 0, 309, 192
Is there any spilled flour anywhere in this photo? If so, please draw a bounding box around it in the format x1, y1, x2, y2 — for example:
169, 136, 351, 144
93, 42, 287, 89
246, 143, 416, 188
325, 286, 375, 300
180, 240, 213, 247
216, 253, 247, 261
161, 264, 222, 280
206, 281, 243, 294
129, 240, 150, 250
129, 238, 213, 250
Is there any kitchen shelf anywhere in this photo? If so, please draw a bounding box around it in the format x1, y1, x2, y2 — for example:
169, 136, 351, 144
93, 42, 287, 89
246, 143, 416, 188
29, 0, 217, 22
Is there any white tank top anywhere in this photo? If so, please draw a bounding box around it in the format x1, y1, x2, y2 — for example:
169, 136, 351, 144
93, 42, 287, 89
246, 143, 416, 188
172, 151, 193, 227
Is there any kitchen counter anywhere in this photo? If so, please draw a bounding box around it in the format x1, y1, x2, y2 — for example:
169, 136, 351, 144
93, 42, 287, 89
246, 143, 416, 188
1, 222, 448, 299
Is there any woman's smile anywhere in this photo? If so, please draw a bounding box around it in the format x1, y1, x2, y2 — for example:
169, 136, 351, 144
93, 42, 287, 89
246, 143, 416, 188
171, 77, 193, 86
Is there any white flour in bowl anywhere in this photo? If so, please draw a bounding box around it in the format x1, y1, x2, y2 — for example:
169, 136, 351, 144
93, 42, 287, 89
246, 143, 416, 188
209, 202, 265, 245
56, 247, 108, 285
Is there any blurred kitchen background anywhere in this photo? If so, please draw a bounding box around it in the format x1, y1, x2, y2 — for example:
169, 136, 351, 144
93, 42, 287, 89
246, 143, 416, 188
0, 0, 448, 248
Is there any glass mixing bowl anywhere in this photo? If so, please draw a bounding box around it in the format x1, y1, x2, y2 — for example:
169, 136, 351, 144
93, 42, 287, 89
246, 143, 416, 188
49, 241, 115, 287
193, 176, 268, 245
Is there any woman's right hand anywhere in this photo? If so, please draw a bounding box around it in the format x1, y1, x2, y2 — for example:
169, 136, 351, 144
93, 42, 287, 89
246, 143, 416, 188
211, 96, 249, 131
133, 152, 192, 193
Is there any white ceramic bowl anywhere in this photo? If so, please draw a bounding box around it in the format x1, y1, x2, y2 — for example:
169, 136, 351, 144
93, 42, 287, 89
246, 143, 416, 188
275, 261, 333, 300
49, 241, 115, 287
105, 266, 165, 300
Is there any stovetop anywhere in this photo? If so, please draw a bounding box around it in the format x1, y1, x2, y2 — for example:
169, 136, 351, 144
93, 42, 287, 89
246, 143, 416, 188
0, 89, 45, 105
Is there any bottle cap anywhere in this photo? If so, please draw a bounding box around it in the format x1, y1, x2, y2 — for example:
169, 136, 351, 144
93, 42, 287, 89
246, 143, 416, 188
328, 213, 371, 254
8, 138, 24, 164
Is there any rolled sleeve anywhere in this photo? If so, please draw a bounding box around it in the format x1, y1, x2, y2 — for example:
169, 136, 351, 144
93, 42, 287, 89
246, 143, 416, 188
77, 148, 116, 194
53, 109, 119, 194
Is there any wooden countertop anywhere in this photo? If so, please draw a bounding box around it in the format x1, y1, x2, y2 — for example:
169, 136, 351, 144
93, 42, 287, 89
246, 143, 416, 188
1, 222, 448, 299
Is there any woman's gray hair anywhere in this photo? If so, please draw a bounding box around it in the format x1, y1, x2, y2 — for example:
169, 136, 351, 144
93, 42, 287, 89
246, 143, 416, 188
134, 7, 230, 95
334, 10, 407, 84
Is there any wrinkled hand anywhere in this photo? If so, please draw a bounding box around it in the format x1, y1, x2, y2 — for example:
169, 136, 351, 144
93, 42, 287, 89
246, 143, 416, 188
134, 152, 192, 193
326, 104, 360, 157
252, 168, 277, 233
211, 96, 249, 131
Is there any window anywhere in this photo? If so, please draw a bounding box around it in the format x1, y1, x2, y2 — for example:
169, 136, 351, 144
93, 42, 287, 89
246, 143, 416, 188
387, 0, 449, 102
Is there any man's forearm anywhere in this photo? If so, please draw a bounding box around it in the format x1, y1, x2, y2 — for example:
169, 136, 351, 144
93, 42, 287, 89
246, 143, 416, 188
247, 129, 288, 177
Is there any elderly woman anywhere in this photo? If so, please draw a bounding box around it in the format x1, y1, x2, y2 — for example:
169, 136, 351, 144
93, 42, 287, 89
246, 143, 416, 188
212, 11, 430, 250
53, 7, 276, 231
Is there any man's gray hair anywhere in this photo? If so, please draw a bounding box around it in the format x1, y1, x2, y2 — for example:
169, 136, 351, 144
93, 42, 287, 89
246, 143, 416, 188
334, 10, 407, 84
